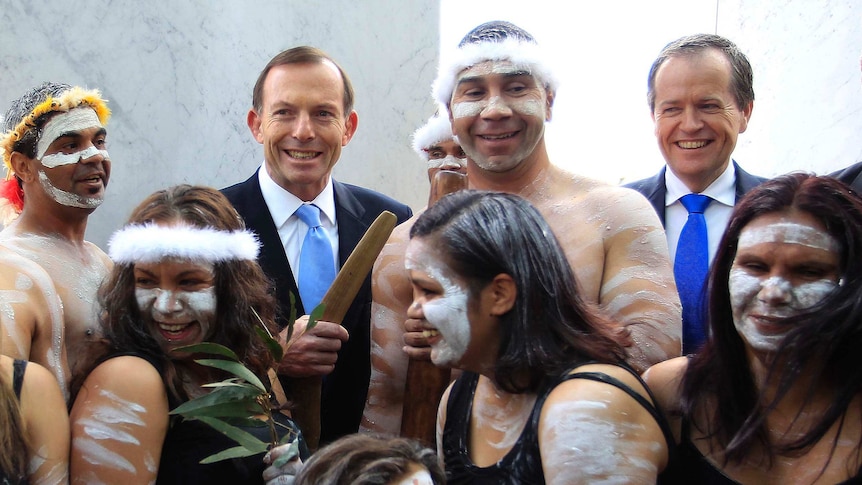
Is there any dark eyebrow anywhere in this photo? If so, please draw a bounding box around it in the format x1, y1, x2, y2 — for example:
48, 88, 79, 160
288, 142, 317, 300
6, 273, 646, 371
455, 69, 534, 87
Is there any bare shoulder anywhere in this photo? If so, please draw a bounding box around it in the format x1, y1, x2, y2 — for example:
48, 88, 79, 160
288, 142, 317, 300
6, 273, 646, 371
549, 363, 651, 403
74, 355, 166, 405
83, 241, 112, 269
641, 357, 688, 413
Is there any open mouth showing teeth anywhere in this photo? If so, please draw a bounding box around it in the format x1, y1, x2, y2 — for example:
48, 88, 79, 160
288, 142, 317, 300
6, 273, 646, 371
677, 141, 708, 149
422, 329, 440, 338
480, 133, 516, 140
159, 322, 190, 333
286, 150, 319, 159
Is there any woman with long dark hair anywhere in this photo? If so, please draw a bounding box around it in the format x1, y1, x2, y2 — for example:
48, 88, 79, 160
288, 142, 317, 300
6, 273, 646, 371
70, 185, 303, 484
406, 190, 672, 483
647, 173, 862, 483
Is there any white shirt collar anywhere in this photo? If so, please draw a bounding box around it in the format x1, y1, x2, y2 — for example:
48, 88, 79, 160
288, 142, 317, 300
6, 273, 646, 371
665, 162, 736, 207
257, 163, 337, 228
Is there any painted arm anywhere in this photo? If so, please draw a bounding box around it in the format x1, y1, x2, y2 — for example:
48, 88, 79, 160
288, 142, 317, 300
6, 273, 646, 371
597, 187, 682, 371
361, 221, 414, 435
0, 256, 69, 401
539, 364, 669, 484
70, 356, 169, 484
20, 361, 69, 485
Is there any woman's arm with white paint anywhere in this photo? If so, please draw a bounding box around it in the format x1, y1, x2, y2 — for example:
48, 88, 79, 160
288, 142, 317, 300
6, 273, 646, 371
19, 360, 69, 485
70, 356, 169, 484
538, 364, 669, 484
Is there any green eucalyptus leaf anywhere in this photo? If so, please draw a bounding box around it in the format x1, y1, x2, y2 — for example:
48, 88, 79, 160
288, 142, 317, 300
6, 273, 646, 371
173, 342, 240, 361
194, 359, 266, 391
307, 302, 325, 331
196, 416, 269, 452
169, 385, 262, 416
201, 380, 257, 389
173, 400, 263, 419
255, 326, 284, 363
271, 440, 300, 468
199, 445, 260, 464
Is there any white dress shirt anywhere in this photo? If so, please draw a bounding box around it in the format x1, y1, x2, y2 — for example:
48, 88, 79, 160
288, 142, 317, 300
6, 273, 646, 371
257, 163, 340, 284
665, 163, 736, 266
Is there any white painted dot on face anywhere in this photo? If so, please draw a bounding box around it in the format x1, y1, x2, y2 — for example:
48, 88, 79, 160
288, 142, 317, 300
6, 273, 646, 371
35, 108, 102, 159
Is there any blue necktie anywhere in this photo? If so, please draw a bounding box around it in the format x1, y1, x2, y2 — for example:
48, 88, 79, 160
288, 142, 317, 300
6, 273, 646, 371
295, 204, 336, 313
674, 194, 712, 354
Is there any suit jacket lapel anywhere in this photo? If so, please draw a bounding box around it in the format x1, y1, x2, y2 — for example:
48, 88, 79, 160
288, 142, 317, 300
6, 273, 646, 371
648, 167, 668, 226
333, 181, 369, 265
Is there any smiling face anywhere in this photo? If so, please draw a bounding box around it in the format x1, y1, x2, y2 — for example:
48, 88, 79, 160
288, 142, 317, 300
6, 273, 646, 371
33, 107, 110, 209
248, 61, 358, 201
134, 258, 217, 356
449, 60, 551, 173
425, 139, 467, 180
729, 210, 841, 355
651, 49, 752, 193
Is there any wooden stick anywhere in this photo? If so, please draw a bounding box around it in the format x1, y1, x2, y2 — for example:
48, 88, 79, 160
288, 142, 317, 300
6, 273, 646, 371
400, 170, 467, 446
289, 210, 398, 451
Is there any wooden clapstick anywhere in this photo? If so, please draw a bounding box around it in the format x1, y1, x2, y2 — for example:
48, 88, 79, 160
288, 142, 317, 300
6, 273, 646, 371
401, 169, 468, 446
289, 210, 398, 451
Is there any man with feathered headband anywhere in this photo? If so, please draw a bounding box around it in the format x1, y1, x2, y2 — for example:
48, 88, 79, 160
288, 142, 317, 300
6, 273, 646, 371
0, 82, 113, 401
363, 21, 683, 436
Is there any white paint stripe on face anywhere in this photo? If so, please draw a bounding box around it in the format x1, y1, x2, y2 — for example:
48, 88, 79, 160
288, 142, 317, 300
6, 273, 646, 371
41, 146, 109, 168
737, 222, 839, 253
36, 108, 102, 159
426, 154, 466, 170
38, 171, 103, 209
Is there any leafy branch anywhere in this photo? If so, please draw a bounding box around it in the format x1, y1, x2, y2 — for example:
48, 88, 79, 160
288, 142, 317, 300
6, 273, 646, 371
170, 296, 323, 466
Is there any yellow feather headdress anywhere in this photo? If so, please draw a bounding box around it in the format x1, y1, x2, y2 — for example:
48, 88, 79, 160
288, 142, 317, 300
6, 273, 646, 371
0, 86, 111, 180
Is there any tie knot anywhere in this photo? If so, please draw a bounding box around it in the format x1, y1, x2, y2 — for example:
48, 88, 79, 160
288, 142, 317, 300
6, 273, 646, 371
680, 193, 711, 214
295, 204, 322, 228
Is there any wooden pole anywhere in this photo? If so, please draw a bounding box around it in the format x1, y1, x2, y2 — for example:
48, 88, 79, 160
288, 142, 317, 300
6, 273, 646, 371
400, 170, 468, 446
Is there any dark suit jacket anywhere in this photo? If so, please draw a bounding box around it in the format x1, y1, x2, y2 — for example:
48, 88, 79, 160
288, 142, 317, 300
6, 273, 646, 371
830, 161, 862, 192
624, 161, 766, 226
222, 170, 412, 444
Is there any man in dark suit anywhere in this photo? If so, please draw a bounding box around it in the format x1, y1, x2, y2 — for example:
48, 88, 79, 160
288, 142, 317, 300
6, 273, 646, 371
222, 46, 412, 445
625, 34, 766, 353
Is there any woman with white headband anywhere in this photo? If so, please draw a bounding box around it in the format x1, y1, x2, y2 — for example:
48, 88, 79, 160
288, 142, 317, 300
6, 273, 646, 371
69, 185, 305, 484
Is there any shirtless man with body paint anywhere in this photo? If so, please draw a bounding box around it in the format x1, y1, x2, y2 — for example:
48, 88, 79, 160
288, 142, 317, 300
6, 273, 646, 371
0, 82, 113, 400
362, 21, 682, 435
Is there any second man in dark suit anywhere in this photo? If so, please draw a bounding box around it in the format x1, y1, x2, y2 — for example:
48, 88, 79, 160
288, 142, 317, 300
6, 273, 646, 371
626, 34, 766, 353
222, 46, 412, 445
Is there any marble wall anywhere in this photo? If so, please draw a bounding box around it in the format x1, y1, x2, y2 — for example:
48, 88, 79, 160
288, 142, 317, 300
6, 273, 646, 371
0, 1, 438, 246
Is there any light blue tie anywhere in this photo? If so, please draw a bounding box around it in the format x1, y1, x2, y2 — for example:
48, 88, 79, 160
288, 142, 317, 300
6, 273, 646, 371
674, 194, 712, 354
295, 204, 336, 313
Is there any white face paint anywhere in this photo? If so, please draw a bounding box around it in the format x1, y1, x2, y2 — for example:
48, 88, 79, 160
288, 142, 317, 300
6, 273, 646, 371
394, 467, 434, 485
41, 145, 109, 169
35, 108, 102, 159
39, 170, 104, 209
136, 286, 216, 350
426, 154, 466, 170
405, 239, 471, 367
730, 217, 840, 353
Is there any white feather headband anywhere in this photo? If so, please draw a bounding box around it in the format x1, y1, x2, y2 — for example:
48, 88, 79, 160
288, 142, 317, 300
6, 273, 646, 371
108, 223, 260, 264
411, 113, 455, 161
432, 38, 560, 111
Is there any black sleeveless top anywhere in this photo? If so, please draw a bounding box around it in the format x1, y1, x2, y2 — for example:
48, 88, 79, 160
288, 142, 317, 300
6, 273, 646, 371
442, 364, 675, 484
1, 360, 29, 485
109, 351, 308, 485
659, 419, 862, 484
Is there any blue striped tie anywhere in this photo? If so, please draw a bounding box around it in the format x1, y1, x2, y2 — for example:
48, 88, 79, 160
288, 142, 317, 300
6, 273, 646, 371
295, 204, 336, 313
674, 194, 711, 353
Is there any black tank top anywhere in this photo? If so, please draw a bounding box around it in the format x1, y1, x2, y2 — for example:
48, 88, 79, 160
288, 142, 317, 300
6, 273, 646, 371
442, 364, 675, 484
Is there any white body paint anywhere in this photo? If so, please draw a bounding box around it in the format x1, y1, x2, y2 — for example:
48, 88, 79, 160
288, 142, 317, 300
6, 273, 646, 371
35, 108, 102, 159
74, 389, 150, 475
452, 96, 544, 120
41, 145, 109, 169
404, 246, 471, 367
541, 400, 662, 484
730, 221, 840, 353
38, 171, 103, 209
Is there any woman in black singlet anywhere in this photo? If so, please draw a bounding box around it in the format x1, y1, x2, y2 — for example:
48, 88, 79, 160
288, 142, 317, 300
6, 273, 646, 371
0, 351, 67, 485
69, 185, 305, 484
405, 190, 672, 484
646, 173, 862, 484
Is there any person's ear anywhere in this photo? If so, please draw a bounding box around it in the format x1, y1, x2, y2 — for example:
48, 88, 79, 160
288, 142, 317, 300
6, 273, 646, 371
488, 273, 516, 316
247, 109, 264, 144
342, 111, 359, 145
545, 88, 555, 122
738, 101, 753, 133
10, 152, 36, 183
